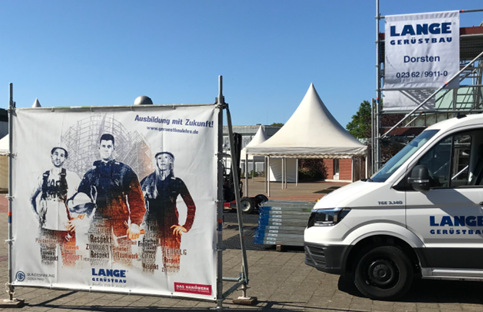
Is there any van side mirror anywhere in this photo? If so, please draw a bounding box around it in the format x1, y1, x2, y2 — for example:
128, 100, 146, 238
408, 165, 430, 192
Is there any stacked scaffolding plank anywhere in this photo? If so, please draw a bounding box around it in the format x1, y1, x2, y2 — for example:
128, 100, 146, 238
254, 200, 315, 247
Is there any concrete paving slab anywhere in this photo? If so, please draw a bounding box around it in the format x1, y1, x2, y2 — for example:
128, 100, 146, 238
2, 180, 483, 311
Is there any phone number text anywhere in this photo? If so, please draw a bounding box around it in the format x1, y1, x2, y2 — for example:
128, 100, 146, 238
395, 71, 449, 78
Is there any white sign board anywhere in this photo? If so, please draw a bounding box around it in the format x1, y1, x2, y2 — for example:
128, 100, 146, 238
11, 105, 218, 301
384, 11, 460, 90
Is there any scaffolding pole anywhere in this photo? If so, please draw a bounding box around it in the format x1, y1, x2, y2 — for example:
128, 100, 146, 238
375, 0, 382, 172
1, 84, 24, 308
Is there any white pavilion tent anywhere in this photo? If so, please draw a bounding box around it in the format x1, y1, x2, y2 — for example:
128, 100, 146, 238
241, 125, 268, 161
0, 99, 42, 190
0, 134, 9, 190
241, 126, 297, 183
246, 83, 367, 195
240, 125, 267, 175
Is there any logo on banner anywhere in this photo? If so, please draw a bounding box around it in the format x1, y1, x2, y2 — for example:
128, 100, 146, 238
15, 271, 25, 282
174, 282, 212, 296
389, 22, 453, 46
91, 268, 127, 283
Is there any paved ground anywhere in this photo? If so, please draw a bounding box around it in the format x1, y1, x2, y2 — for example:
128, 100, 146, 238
1, 181, 483, 311
242, 177, 348, 202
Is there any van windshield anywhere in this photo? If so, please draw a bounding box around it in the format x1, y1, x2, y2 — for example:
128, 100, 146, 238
371, 129, 439, 182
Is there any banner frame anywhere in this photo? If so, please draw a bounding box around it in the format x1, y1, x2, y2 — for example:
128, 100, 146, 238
5, 77, 251, 310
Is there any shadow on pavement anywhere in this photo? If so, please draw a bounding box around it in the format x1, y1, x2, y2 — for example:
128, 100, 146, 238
313, 186, 342, 194
31, 302, 369, 311
338, 274, 483, 304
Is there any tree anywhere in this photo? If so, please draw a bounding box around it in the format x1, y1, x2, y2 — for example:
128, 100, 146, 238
346, 100, 408, 165
271, 122, 284, 127
346, 100, 371, 139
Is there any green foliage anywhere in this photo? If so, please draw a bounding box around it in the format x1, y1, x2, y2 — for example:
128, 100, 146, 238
271, 122, 284, 127
346, 100, 371, 139
298, 159, 327, 181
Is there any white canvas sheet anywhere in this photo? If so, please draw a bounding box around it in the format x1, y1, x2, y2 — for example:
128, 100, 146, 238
384, 11, 460, 89
269, 159, 297, 182
11, 105, 218, 301
0, 134, 9, 155
0, 156, 7, 189
0, 135, 8, 190
383, 89, 436, 112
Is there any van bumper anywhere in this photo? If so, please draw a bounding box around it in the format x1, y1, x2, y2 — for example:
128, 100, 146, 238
304, 242, 350, 275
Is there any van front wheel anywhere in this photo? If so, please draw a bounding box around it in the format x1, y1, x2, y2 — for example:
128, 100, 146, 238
354, 245, 413, 300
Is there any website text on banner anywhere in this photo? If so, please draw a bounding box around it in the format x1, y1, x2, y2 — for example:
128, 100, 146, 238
384, 11, 460, 90
11, 105, 218, 301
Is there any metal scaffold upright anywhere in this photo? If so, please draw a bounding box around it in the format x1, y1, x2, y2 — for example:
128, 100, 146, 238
373, 1, 483, 173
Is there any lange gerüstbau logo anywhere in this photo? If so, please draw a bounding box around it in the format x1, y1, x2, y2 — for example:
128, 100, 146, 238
91, 268, 127, 283
389, 22, 453, 46
429, 215, 483, 235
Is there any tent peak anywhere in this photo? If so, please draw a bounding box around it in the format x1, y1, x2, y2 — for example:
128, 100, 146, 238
32, 98, 41, 108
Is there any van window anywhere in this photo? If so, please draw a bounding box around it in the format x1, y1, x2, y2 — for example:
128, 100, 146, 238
371, 130, 438, 182
416, 133, 472, 187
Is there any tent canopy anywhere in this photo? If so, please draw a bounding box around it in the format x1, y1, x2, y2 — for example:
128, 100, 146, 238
241, 126, 268, 160
0, 134, 8, 156
246, 83, 367, 159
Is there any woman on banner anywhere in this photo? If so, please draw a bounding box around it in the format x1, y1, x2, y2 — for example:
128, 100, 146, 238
140, 151, 196, 274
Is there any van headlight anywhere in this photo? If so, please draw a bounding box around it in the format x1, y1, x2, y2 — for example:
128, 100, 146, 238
307, 208, 351, 228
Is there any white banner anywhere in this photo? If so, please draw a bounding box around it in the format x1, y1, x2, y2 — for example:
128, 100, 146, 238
383, 89, 436, 112
384, 11, 459, 89
11, 105, 218, 301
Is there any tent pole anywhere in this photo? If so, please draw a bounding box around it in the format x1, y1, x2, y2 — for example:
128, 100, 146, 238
365, 155, 368, 179
284, 157, 287, 188
267, 156, 270, 197
245, 153, 248, 197
281, 158, 284, 189
251, 158, 254, 180
296, 159, 299, 186
351, 157, 354, 182
264, 156, 267, 193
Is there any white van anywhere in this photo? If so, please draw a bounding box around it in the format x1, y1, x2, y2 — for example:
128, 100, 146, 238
304, 114, 483, 300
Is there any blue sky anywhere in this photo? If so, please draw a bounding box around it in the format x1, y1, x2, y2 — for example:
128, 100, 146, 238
1, 1, 482, 128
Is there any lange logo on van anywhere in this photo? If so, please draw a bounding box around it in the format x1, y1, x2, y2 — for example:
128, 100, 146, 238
430, 216, 483, 227
378, 201, 403, 205
429, 216, 483, 235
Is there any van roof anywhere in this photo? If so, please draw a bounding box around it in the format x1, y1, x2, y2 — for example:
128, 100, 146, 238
426, 114, 483, 132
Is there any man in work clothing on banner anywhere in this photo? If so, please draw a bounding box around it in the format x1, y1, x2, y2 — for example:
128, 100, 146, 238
140, 151, 196, 274
76, 133, 146, 267
30, 145, 81, 267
